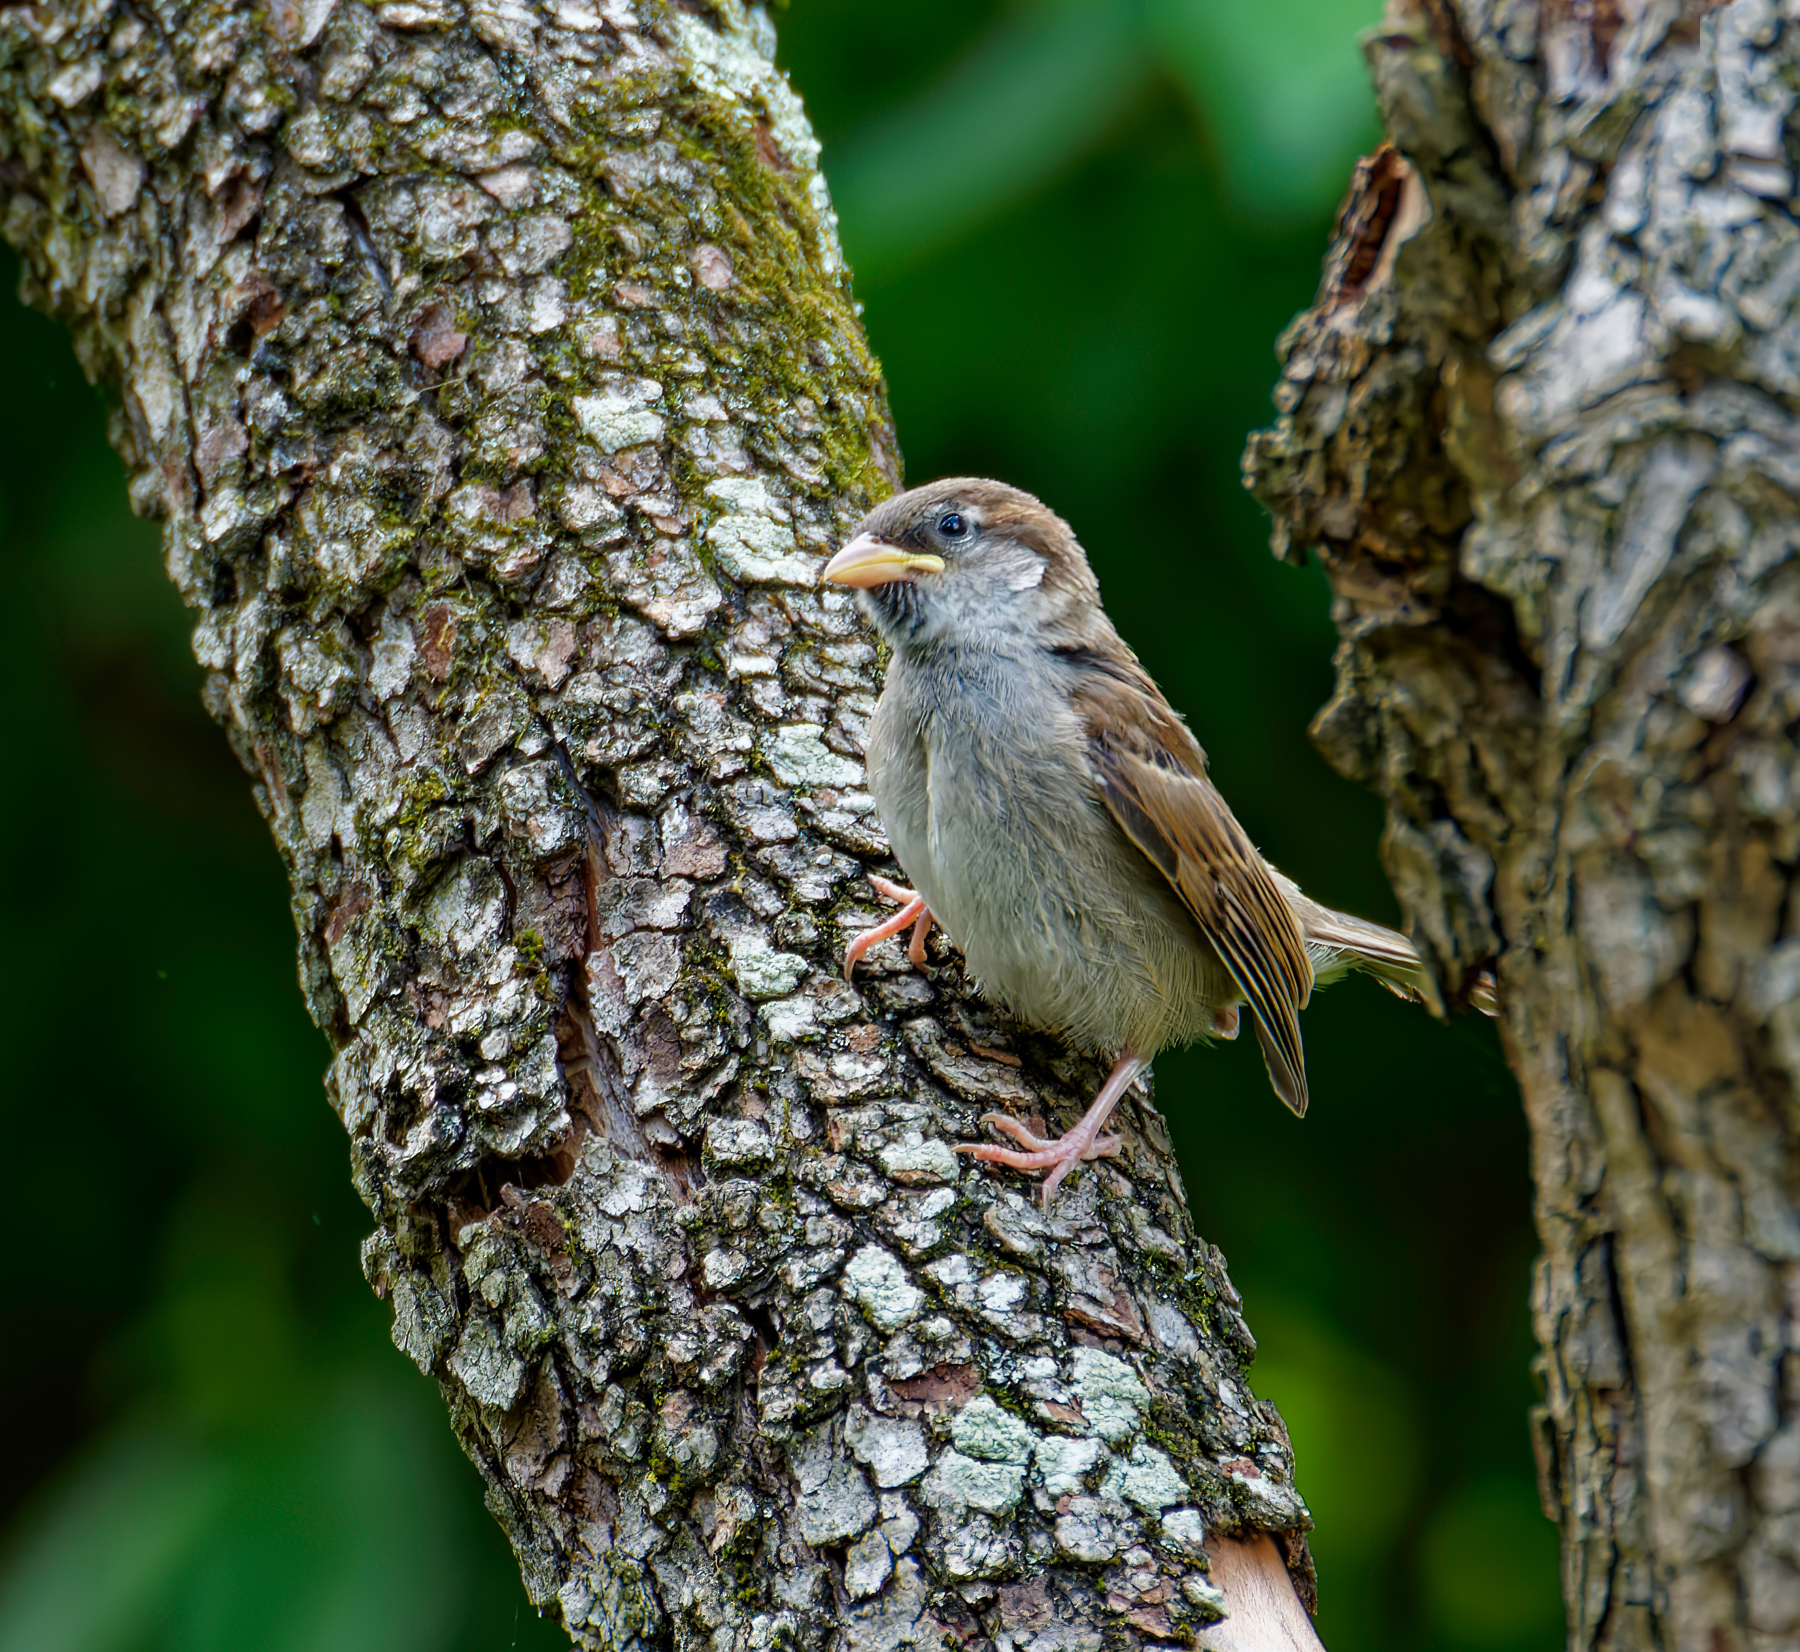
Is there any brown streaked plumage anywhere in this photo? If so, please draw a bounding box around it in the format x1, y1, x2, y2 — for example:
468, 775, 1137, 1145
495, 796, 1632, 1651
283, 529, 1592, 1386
822, 478, 1494, 1205
1068, 646, 1314, 1115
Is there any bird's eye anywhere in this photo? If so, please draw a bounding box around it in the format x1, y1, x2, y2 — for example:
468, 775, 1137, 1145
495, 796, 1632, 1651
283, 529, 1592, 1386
937, 512, 969, 539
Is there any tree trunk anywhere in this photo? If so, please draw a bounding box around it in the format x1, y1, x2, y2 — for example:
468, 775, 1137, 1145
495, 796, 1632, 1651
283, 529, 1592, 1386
1246, 1, 1800, 1645
0, 2, 1324, 1646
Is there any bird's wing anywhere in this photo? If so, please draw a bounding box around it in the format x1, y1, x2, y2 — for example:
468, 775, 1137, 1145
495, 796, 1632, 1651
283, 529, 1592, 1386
1068, 654, 1315, 1116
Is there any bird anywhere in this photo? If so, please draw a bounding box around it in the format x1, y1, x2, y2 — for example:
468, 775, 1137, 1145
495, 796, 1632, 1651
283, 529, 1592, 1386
821, 477, 1496, 1207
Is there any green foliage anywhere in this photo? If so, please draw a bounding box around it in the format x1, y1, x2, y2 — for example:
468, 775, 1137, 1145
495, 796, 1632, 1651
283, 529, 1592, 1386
1420, 1475, 1565, 1648
823, 0, 1382, 282
0, 2, 1558, 1648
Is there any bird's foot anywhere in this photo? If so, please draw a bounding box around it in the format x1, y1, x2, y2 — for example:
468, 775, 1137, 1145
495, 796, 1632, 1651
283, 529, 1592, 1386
843, 876, 935, 980
956, 1051, 1150, 1209
957, 1114, 1124, 1207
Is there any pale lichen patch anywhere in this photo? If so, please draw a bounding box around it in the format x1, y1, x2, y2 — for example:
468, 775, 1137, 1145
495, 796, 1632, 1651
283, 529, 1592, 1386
763, 723, 863, 791
1100, 1441, 1189, 1513
922, 1449, 1025, 1518
573, 381, 666, 452
727, 932, 808, 999
841, 1244, 925, 1332
951, 1396, 1038, 1466
1070, 1346, 1150, 1443
1035, 1433, 1104, 1498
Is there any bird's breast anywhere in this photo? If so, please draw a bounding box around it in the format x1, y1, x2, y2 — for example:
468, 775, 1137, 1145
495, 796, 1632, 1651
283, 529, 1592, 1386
866, 652, 1225, 1057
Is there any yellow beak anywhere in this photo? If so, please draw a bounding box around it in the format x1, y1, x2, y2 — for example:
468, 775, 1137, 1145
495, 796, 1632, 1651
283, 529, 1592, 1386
821, 533, 945, 588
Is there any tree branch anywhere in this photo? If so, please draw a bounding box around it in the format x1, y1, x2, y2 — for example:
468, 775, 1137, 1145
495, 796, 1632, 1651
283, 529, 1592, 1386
1247, 1, 1800, 1643
2, 2, 1322, 1644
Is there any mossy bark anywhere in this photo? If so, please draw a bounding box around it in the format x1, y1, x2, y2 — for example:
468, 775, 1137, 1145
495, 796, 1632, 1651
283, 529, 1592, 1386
1, 3, 1320, 1646
1247, 1, 1800, 1644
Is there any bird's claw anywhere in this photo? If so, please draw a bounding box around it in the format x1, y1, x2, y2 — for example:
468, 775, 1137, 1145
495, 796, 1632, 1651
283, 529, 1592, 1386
843, 876, 935, 980
955, 1111, 1124, 1207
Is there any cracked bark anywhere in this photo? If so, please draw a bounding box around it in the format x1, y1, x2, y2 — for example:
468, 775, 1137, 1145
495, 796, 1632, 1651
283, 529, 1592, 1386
1245, 0, 1800, 1645
0, 3, 1324, 1648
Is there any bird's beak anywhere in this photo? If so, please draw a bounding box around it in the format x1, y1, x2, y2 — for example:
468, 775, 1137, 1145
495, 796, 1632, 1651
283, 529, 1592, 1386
821, 533, 945, 588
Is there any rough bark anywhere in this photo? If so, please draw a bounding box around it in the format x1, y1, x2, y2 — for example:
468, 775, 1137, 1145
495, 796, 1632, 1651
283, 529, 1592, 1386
0, 3, 1323, 1647
1246, 0, 1800, 1646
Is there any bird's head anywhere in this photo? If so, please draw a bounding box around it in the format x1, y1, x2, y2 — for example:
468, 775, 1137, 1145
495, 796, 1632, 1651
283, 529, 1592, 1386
822, 478, 1103, 655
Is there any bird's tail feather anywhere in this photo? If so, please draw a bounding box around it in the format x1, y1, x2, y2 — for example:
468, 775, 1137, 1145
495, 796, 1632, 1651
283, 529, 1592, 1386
1275, 875, 1500, 1016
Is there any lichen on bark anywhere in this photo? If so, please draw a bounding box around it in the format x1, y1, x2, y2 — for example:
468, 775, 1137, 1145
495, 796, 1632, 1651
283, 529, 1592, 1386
1247, 0, 1800, 1644
1, 1, 1321, 1646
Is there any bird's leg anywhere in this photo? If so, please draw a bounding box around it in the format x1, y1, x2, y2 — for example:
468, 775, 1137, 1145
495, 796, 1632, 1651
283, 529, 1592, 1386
843, 874, 936, 981
906, 909, 931, 966
956, 1051, 1150, 1208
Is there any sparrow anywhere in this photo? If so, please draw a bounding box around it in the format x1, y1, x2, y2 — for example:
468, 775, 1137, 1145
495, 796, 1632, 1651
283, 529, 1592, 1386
821, 478, 1495, 1206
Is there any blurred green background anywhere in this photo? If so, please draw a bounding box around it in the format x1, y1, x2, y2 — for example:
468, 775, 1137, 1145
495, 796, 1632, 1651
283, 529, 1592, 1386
0, 0, 1554, 1647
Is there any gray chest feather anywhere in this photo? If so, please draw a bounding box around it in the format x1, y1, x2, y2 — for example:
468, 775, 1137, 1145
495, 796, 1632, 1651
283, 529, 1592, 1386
864, 649, 1228, 1058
